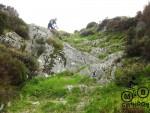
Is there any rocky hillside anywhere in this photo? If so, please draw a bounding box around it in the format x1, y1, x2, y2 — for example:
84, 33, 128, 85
0, 23, 123, 83
0, 21, 125, 113
1, 3, 150, 113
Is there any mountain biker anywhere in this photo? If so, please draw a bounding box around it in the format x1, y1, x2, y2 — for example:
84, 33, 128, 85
48, 18, 57, 30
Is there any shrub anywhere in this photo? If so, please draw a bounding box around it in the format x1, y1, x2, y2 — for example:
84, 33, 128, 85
106, 17, 136, 32
97, 17, 136, 32
121, 18, 137, 30
142, 3, 150, 26
37, 45, 46, 56
141, 36, 150, 60
0, 4, 19, 17
0, 6, 29, 39
125, 23, 150, 60
8, 16, 29, 39
56, 70, 74, 76
143, 64, 150, 76
97, 19, 109, 31
136, 11, 142, 21
58, 30, 70, 37
0, 11, 8, 34
0, 44, 39, 78
46, 37, 63, 51
125, 3, 150, 60
125, 27, 143, 57
86, 21, 97, 29
35, 38, 46, 44
115, 62, 144, 87
12, 52, 39, 77
80, 28, 95, 36
0, 52, 28, 85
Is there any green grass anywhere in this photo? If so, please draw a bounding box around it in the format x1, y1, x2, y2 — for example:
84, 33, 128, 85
47, 37, 64, 51
5, 31, 150, 113
6, 70, 150, 113
62, 32, 125, 54
98, 53, 108, 60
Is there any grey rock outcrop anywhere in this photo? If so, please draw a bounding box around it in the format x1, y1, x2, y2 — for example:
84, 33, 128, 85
90, 47, 107, 57
79, 51, 123, 84
0, 24, 123, 83
63, 43, 100, 72
0, 32, 23, 49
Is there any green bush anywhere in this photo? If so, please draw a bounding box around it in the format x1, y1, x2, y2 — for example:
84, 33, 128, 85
125, 27, 144, 57
0, 11, 8, 34
97, 19, 109, 31
0, 52, 28, 85
37, 45, 46, 56
143, 64, 150, 76
142, 3, 150, 26
0, 10, 29, 39
8, 16, 29, 39
80, 28, 95, 36
125, 3, 150, 60
115, 62, 144, 87
126, 27, 150, 60
41, 102, 66, 113
46, 37, 63, 50
86, 21, 97, 29
141, 36, 150, 60
12, 52, 39, 77
0, 44, 39, 78
35, 38, 45, 44
56, 70, 74, 76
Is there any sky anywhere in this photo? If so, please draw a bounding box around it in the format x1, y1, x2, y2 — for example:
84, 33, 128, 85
1, 0, 150, 33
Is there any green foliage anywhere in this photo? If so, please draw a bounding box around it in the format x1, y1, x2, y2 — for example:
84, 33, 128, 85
97, 17, 137, 32
141, 36, 150, 60
0, 44, 39, 78
79, 21, 99, 37
63, 31, 125, 54
0, 10, 29, 39
56, 70, 74, 76
125, 3, 150, 60
86, 21, 97, 29
47, 37, 63, 51
35, 38, 45, 44
6, 70, 150, 113
143, 64, 150, 76
41, 102, 66, 113
97, 19, 109, 31
80, 28, 95, 36
125, 27, 137, 55
37, 45, 46, 56
0, 11, 8, 34
9, 16, 29, 39
98, 53, 107, 59
0, 52, 28, 85
126, 26, 150, 59
20, 42, 27, 52
58, 30, 70, 39
115, 58, 145, 87
84, 83, 123, 113
142, 3, 150, 26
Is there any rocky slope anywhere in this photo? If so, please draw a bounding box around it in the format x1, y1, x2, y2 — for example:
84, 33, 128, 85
0, 24, 124, 84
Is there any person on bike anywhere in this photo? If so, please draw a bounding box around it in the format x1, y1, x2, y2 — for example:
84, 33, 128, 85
48, 18, 57, 29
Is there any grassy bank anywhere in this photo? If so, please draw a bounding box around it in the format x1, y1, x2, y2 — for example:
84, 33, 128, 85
5, 70, 150, 113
